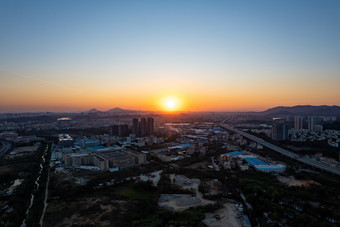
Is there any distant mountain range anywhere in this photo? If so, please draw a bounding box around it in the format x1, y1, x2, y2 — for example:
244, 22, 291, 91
84, 105, 340, 116
1, 105, 339, 119
84, 107, 151, 115
259, 105, 340, 117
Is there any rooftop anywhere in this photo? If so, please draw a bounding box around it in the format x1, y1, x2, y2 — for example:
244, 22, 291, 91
244, 157, 268, 166
221, 151, 244, 157
254, 165, 285, 170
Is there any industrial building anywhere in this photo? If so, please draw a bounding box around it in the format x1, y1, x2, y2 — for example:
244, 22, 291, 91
219, 151, 285, 173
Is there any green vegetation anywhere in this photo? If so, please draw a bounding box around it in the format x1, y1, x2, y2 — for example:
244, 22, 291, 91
121, 203, 220, 227
44, 164, 225, 226
157, 173, 195, 195
0, 142, 49, 226
25, 143, 52, 226
117, 182, 155, 201
231, 171, 340, 226
249, 131, 339, 160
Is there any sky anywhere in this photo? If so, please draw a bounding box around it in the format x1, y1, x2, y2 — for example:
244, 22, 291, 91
0, 0, 340, 113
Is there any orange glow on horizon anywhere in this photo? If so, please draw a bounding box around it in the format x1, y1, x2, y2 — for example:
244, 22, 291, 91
1, 73, 340, 113
160, 96, 181, 112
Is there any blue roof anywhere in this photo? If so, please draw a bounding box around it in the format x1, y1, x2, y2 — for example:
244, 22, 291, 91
88, 146, 106, 151
243, 215, 251, 225
244, 157, 268, 166
169, 144, 191, 149
82, 138, 97, 142
254, 166, 285, 170
222, 151, 244, 157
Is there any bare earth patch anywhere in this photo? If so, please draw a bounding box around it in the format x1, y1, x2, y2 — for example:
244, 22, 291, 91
186, 161, 210, 170
8, 146, 39, 157
278, 176, 321, 187
51, 197, 130, 227
159, 174, 215, 211
203, 203, 242, 227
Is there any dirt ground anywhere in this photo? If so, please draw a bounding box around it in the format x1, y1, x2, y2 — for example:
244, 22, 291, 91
186, 161, 210, 170
12, 146, 39, 153
203, 203, 242, 227
159, 174, 215, 211
50, 197, 130, 227
8, 146, 39, 157
277, 176, 321, 187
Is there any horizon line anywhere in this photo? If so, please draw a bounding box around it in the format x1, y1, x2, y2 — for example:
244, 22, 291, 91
1, 104, 339, 115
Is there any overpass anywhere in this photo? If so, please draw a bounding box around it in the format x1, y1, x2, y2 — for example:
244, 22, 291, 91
0, 140, 11, 158
220, 124, 340, 176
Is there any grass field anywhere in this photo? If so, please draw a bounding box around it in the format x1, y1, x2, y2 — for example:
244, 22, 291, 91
117, 182, 154, 201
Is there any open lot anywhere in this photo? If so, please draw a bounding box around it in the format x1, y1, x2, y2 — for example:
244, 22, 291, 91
277, 175, 321, 187
8, 146, 39, 157
159, 174, 215, 211
203, 203, 242, 227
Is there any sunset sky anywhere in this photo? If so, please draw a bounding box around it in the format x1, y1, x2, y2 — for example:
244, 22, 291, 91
1, 0, 340, 113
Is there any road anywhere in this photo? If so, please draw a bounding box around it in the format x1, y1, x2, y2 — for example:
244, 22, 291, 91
211, 157, 220, 171
220, 124, 340, 176
0, 140, 11, 157
21, 144, 50, 227
40, 144, 53, 226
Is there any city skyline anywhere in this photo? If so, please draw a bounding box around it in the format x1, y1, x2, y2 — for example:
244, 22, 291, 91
1, 0, 340, 113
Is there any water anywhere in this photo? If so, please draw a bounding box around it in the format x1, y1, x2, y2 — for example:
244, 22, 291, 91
20, 145, 48, 227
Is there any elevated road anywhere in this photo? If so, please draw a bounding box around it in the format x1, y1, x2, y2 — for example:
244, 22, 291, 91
0, 140, 11, 158
220, 124, 340, 176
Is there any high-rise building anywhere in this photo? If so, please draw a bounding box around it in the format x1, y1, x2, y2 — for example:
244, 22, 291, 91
308, 116, 314, 131
140, 118, 147, 136
118, 124, 129, 137
294, 116, 303, 129
314, 125, 323, 132
147, 117, 154, 135
132, 118, 139, 135
112, 124, 129, 137
272, 119, 288, 141
132, 117, 155, 137
111, 125, 119, 136
308, 116, 323, 131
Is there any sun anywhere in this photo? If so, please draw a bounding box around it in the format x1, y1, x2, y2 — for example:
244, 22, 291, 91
166, 100, 176, 109
162, 96, 180, 111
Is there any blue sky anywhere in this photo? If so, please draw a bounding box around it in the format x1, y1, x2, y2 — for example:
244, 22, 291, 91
0, 0, 340, 112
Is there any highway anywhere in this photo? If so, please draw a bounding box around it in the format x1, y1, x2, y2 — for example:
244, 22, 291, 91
0, 140, 11, 158
220, 124, 340, 176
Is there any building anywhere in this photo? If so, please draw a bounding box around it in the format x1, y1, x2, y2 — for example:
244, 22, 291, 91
272, 119, 288, 141
99, 150, 135, 168
140, 118, 147, 136
147, 117, 154, 135
58, 134, 74, 147
112, 124, 129, 137
220, 151, 285, 173
294, 116, 303, 129
253, 164, 285, 173
132, 118, 139, 135
132, 117, 154, 137
118, 124, 129, 137
111, 125, 119, 136
308, 116, 323, 131
125, 149, 147, 164
80, 138, 98, 148
242, 215, 251, 227
63, 153, 109, 171
314, 124, 323, 132
94, 155, 110, 170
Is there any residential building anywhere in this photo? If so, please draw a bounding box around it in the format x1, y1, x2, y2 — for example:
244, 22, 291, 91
272, 119, 288, 141
294, 116, 303, 130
